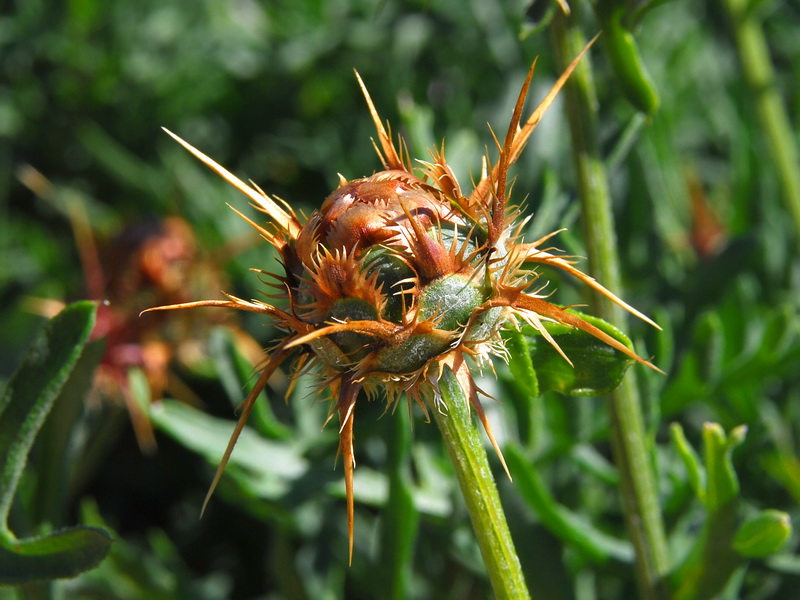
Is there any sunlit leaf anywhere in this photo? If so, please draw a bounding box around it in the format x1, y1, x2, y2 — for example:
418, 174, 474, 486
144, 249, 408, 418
0, 301, 111, 583
522, 310, 637, 396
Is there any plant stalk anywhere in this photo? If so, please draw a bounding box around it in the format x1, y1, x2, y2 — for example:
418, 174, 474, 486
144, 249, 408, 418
550, 12, 670, 600
434, 367, 530, 600
721, 0, 800, 238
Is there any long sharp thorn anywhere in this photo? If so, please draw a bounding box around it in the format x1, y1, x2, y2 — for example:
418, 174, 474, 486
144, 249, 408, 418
354, 70, 404, 170
491, 62, 536, 247
162, 127, 301, 238
337, 378, 361, 565
201, 350, 289, 516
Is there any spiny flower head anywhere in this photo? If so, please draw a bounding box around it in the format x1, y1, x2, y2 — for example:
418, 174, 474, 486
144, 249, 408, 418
146, 41, 661, 562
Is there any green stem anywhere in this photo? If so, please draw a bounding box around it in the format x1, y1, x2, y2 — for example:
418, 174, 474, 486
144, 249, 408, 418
380, 403, 418, 600
550, 12, 670, 600
721, 0, 800, 238
434, 367, 530, 600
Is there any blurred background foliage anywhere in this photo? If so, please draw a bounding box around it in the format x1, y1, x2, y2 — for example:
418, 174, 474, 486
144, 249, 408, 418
1, 0, 799, 598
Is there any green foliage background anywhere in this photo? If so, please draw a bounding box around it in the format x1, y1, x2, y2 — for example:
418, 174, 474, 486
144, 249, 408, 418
1, 0, 799, 598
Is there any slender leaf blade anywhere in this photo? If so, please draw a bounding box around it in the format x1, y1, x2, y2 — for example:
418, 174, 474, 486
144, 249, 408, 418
0, 300, 112, 583
0, 527, 112, 584
0, 301, 98, 526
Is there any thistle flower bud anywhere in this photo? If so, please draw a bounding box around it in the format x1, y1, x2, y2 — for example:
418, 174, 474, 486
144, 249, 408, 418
290, 170, 499, 379
146, 41, 662, 562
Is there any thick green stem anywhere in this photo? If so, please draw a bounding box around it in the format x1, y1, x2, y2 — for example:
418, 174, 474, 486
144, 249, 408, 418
550, 13, 670, 600
434, 367, 530, 600
721, 0, 800, 238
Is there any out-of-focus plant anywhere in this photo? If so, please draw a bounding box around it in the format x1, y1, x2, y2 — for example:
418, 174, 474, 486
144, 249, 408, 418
16, 165, 260, 452
670, 423, 791, 600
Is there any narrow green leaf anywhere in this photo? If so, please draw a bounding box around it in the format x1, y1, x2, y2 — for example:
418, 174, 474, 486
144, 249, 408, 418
703, 423, 745, 512
0, 301, 111, 583
507, 444, 633, 563
569, 444, 620, 487
0, 301, 98, 526
127, 366, 152, 413
504, 326, 539, 398
694, 312, 724, 385
209, 326, 248, 406
150, 399, 307, 500
596, 4, 660, 114
670, 423, 753, 600
670, 423, 706, 502
503, 326, 538, 444
519, 0, 557, 39
0, 526, 112, 584
31, 339, 105, 528
209, 327, 292, 440
671, 502, 741, 600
